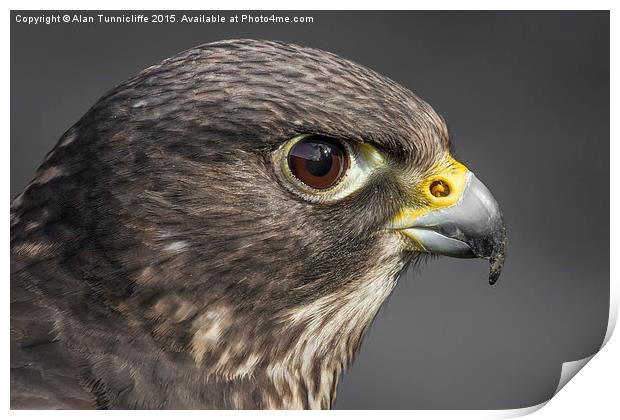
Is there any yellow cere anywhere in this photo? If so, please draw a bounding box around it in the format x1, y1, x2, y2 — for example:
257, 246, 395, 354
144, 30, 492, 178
390, 155, 470, 228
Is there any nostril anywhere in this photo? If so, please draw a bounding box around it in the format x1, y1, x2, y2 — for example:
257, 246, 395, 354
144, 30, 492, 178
430, 180, 450, 198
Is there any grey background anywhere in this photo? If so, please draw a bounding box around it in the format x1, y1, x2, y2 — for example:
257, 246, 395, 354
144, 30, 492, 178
10, 11, 609, 409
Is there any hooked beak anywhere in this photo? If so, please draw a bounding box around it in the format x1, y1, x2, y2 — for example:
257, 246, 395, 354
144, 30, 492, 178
389, 157, 507, 284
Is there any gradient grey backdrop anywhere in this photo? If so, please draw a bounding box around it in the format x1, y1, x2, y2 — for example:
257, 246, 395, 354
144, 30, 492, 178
10, 11, 610, 409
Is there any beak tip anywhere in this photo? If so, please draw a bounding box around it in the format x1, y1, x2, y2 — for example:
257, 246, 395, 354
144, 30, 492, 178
487, 228, 507, 286
489, 267, 501, 285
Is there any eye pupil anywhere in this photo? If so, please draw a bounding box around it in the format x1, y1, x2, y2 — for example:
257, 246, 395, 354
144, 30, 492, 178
287, 136, 349, 190
305, 144, 333, 177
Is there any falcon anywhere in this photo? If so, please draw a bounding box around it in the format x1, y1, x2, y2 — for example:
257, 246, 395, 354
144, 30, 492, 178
10, 39, 506, 409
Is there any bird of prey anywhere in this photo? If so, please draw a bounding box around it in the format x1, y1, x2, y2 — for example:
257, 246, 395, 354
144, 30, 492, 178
10, 39, 506, 409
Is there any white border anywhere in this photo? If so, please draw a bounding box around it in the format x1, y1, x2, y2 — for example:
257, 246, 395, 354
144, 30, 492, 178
4, 2, 617, 419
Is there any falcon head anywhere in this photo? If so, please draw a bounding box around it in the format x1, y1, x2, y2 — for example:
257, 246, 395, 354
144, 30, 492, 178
12, 39, 506, 408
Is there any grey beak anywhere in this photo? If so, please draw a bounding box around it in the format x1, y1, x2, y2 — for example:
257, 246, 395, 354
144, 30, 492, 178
402, 173, 507, 284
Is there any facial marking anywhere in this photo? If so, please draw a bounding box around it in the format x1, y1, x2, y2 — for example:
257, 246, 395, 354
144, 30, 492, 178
268, 234, 405, 407
13, 241, 55, 257
190, 307, 232, 365
58, 128, 77, 147
34, 166, 65, 184
162, 241, 189, 253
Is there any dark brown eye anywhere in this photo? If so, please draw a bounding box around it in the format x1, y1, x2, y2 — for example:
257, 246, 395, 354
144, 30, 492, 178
287, 136, 349, 190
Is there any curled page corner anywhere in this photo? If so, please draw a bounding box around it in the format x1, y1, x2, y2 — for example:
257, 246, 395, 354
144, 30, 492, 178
550, 280, 618, 398
488, 282, 617, 419
484, 355, 596, 419
490, 401, 548, 418
602, 291, 618, 348
553, 355, 595, 396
